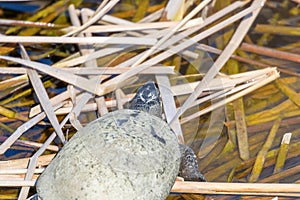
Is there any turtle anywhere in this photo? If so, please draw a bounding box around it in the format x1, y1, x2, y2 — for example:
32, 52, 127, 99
128, 82, 206, 182
36, 81, 205, 200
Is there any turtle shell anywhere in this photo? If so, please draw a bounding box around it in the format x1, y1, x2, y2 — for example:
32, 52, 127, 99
37, 109, 181, 199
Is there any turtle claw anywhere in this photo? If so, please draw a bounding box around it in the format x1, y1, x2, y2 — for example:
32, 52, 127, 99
178, 144, 206, 182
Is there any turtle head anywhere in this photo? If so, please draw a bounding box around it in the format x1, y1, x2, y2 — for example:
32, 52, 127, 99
129, 81, 162, 118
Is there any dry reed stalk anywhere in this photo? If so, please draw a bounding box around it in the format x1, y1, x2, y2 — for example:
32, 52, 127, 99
90, 0, 261, 106
259, 164, 300, 183
170, 0, 266, 125
0, 168, 44, 175
19, 44, 66, 143
156, 75, 184, 143
96, 96, 109, 116
2, 180, 300, 197
0, 180, 35, 187
0, 66, 175, 75
59, 11, 172, 68
27, 68, 278, 119
0, 56, 107, 96
241, 43, 300, 63
0, 80, 34, 103
52, 45, 133, 68
29, 67, 173, 117
75, 19, 203, 33
63, 0, 120, 37
18, 111, 72, 199
52, 1, 246, 70
106, 2, 244, 79
98, 0, 214, 96
68, 66, 175, 75
273, 133, 292, 174
0, 74, 28, 90
180, 67, 279, 124
234, 136, 300, 180
254, 24, 300, 36
248, 116, 300, 133
68, 4, 99, 130
0, 18, 63, 28
0, 154, 54, 170
30, 94, 134, 117
0, 103, 64, 154
225, 134, 299, 183
163, 0, 185, 20
0, 36, 157, 45
233, 98, 249, 161
249, 118, 282, 182
171, 182, 300, 196
18, 133, 57, 198
115, 88, 125, 110
29, 90, 73, 117
0, 136, 59, 152
0, 105, 27, 121
133, 0, 213, 65
198, 43, 300, 77
246, 98, 299, 126
275, 79, 300, 106
5, 0, 70, 35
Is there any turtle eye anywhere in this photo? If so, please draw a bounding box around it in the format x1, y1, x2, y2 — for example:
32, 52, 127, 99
141, 89, 152, 101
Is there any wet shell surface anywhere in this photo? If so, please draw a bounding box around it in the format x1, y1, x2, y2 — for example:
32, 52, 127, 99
37, 109, 181, 200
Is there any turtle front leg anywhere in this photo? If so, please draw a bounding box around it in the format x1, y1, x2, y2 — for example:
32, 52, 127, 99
178, 144, 206, 182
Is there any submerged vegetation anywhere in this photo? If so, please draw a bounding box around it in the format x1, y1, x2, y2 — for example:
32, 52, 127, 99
0, 0, 299, 199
